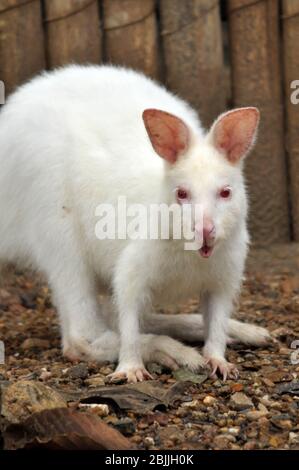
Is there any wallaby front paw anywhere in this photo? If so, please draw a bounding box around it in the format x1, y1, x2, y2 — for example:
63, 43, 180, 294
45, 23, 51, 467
108, 365, 153, 384
205, 357, 239, 381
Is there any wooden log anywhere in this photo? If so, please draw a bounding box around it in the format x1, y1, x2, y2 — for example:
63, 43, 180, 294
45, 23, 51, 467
0, 0, 45, 95
44, 0, 102, 68
228, 0, 290, 244
103, 0, 160, 80
159, 0, 226, 128
282, 0, 299, 241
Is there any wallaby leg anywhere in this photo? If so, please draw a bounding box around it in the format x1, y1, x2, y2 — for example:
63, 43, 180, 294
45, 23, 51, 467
143, 313, 270, 346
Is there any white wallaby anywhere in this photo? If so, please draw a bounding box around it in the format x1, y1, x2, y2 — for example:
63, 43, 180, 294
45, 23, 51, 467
0, 65, 270, 383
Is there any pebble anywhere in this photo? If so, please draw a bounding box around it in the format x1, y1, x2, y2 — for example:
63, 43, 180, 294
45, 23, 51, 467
112, 418, 136, 436
203, 396, 217, 406
270, 414, 293, 430
39, 368, 52, 381
230, 392, 254, 411
261, 378, 275, 388
231, 383, 244, 392
78, 403, 109, 417
214, 434, 236, 448
228, 427, 240, 436
265, 371, 293, 383
289, 432, 299, 445
245, 410, 267, 421
181, 399, 199, 409
144, 436, 155, 449
84, 375, 105, 387
244, 441, 258, 450
67, 363, 89, 380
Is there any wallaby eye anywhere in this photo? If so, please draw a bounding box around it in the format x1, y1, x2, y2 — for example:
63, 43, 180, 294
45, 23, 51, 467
176, 187, 189, 201
219, 187, 232, 199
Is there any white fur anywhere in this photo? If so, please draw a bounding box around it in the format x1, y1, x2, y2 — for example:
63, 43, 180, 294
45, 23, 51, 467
0, 65, 269, 382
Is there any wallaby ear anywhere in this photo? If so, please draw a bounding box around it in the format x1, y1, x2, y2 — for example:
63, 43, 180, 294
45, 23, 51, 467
142, 109, 190, 164
208, 107, 260, 164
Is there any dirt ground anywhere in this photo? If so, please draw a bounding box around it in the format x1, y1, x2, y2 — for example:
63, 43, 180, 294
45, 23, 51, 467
0, 244, 299, 450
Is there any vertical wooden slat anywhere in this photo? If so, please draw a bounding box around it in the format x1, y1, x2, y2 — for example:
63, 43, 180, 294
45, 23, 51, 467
0, 0, 45, 95
159, 0, 226, 128
44, 0, 102, 68
282, 0, 299, 241
103, 0, 160, 80
228, 0, 290, 244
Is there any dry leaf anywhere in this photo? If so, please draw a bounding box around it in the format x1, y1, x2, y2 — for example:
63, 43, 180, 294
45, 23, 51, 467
60, 380, 194, 413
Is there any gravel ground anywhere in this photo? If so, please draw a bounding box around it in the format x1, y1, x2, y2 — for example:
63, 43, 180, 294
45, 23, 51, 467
0, 244, 299, 450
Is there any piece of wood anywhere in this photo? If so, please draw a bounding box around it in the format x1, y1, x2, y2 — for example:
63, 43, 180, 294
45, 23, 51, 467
0, 0, 45, 95
228, 0, 290, 244
159, 0, 226, 128
103, 0, 160, 80
44, 0, 102, 68
282, 0, 299, 241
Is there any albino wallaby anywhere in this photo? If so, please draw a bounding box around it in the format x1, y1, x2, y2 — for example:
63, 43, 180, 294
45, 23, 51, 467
0, 65, 270, 383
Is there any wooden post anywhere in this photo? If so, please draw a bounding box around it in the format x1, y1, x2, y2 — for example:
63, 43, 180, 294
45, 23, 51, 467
44, 0, 102, 68
0, 0, 45, 95
282, 0, 299, 241
228, 0, 290, 244
159, 0, 226, 128
103, 0, 160, 80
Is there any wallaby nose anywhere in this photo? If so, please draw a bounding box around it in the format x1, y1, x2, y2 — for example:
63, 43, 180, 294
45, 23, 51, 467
203, 220, 215, 241
194, 218, 215, 244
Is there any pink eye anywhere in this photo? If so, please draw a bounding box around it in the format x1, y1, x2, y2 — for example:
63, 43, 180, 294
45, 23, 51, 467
176, 188, 189, 201
219, 187, 232, 199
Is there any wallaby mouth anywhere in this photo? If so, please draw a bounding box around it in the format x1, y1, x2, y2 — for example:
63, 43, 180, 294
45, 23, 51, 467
199, 243, 214, 258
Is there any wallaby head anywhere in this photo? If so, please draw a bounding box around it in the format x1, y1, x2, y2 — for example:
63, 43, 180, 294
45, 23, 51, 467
143, 107, 260, 258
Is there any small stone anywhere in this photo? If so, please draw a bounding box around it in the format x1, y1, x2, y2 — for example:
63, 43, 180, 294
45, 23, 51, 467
244, 441, 258, 450
270, 414, 293, 430
100, 365, 114, 375
261, 378, 275, 388
113, 418, 135, 436
269, 436, 282, 448
181, 399, 199, 409
214, 434, 236, 448
78, 403, 109, 417
203, 395, 217, 406
152, 412, 169, 426
39, 369, 52, 381
230, 392, 254, 411
131, 435, 142, 444
246, 410, 267, 421
289, 432, 299, 445
228, 427, 240, 436
144, 436, 155, 449
231, 383, 244, 392
258, 403, 269, 413
67, 363, 89, 380
84, 375, 105, 387
21, 338, 50, 350
265, 371, 293, 383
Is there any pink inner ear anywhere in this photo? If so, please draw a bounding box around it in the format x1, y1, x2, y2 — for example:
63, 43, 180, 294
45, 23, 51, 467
142, 109, 189, 164
213, 108, 259, 163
